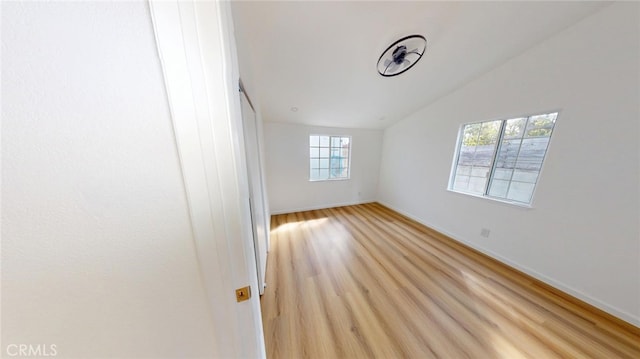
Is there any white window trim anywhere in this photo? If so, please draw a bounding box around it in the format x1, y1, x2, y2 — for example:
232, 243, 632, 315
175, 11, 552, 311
447, 110, 560, 208
309, 134, 352, 182
447, 187, 534, 208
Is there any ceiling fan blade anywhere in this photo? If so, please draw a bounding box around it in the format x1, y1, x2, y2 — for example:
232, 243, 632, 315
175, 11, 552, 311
387, 62, 400, 74
383, 60, 393, 74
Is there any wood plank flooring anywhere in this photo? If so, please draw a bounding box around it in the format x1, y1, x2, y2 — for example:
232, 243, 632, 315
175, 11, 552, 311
261, 203, 640, 358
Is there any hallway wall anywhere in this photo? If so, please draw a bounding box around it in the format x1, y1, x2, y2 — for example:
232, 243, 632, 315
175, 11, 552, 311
2, 2, 217, 356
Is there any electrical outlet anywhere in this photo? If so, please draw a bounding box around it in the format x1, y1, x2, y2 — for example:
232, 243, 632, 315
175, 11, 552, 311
480, 228, 491, 238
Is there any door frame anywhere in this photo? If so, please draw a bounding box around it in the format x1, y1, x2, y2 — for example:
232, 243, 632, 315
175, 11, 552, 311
149, 1, 266, 357
239, 85, 269, 293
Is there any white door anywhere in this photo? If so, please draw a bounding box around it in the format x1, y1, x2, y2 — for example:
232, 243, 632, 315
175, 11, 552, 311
240, 88, 268, 293
149, 1, 266, 357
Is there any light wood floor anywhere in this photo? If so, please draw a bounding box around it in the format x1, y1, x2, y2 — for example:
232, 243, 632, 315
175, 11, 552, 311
261, 203, 640, 358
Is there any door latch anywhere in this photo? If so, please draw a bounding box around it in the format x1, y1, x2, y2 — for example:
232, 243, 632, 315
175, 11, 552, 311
235, 286, 251, 302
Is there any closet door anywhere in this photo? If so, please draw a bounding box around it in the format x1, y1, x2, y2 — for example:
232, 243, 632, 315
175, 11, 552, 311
240, 88, 268, 293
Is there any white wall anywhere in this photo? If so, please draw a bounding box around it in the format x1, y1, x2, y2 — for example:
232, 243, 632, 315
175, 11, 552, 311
264, 122, 383, 214
378, 3, 640, 326
2, 2, 218, 357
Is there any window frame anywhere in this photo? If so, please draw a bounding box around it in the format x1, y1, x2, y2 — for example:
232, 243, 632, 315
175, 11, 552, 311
448, 111, 559, 207
309, 134, 352, 182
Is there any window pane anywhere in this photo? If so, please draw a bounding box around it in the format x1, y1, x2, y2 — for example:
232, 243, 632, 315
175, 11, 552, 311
458, 145, 476, 166
512, 169, 538, 183
494, 139, 520, 169
329, 157, 339, 172
486, 112, 557, 203
468, 176, 488, 194
507, 181, 535, 203
452, 120, 500, 195
453, 175, 470, 191
456, 165, 471, 176
472, 146, 495, 167
310, 168, 321, 181
493, 168, 513, 180
309, 134, 351, 181
488, 179, 509, 198
462, 123, 482, 146
503, 118, 526, 139
525, 113, 557, 138
470, 166, 489, 177
478, 120, 501, 145
332, 168, 347, 178
452, 112, 556, 204
515, 138, 548, 171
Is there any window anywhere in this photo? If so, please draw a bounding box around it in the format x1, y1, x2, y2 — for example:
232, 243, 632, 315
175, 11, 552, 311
309, 135, 351, 181
449, 112, 558, 205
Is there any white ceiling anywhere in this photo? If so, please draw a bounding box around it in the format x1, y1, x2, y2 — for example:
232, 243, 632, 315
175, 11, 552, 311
231, 1, 608, 129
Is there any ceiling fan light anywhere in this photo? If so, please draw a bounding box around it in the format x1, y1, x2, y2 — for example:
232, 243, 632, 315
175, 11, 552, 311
377, 34, 427, 77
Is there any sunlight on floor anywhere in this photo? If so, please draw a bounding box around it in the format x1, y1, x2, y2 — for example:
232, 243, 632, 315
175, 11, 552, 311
461, 271, 531, 357
306, 217, 329, 229
489, 333, 528, 358
271, 218, 329, 235
271, 221, 302, 235
462, 271, 521, 317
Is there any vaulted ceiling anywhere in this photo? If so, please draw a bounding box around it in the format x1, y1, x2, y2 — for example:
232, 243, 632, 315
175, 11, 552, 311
232, 1, 608, 129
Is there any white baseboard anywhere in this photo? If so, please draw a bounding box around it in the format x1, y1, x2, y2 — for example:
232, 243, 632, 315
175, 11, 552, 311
269, 200, 376, 215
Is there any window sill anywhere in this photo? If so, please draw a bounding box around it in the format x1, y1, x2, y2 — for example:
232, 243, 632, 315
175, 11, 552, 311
446, 189, 533, 209
309, 178, 350, 182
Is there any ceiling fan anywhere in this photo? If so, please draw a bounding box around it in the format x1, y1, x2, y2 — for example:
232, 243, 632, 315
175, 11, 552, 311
377, 34, 427, 77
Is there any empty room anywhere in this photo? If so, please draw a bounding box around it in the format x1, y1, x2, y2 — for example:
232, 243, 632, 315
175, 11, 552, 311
2, 1, 639, 358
